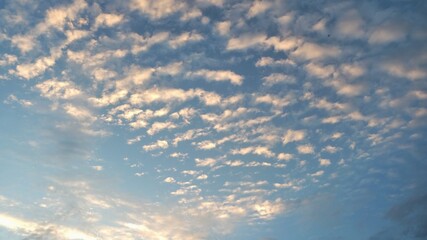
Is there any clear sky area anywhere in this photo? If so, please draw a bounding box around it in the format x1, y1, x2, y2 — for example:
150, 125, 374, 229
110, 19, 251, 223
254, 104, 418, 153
0, 0, 426, 239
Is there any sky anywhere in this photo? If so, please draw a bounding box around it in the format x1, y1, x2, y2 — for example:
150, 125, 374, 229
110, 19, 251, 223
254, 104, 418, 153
0, 0, 426, 239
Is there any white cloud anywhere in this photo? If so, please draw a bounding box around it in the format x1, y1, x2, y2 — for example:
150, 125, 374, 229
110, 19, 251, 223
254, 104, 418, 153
335, 10, 364, 38
323, 145, 339, 153
247, 0, 272, 18
0, 54, 17, 66
130, 32, 170, 54
252, 198, 285, 220
196, 174, 208, 180
92, 165, 103, 171
369, 22, 406, 44
164, 177, 176, 183
297, 144, 314, 154
262, 73, 296, 86
15, 54, 59, 79
327, 79, 365, 97
196, 140, 217, 150
254, 94, 293, 109
311, 170, 324, 177
189, 69, 244, 85
305, 62, 335, 79
129, 0, 187, 20
147, 121, 177, 135
169, 32, 204, 48
255, 57, 295, 67
143, 140, 169, 151
381, 62, 426, 81
227, 34, 267, 50
216, 21, 231, 35
282, 129, 305, 145
231, 146, 275, 158
63, 104, 97, 123
278, 153, 293, 161
319, 158, 331, 166
94, 13, 124, 28
195, 158, 217, 167
36, 79, 81, 100
180, 8, 202, 21
292, 42, 341, 60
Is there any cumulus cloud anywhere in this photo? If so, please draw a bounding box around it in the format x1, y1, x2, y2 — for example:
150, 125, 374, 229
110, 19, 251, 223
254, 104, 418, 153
297, 144, 314, 154
262, 73, 296, 86
282, 130, 306, 145
129, 0, 187, 20
143, 140, 169, 151
189, 69, 244, 85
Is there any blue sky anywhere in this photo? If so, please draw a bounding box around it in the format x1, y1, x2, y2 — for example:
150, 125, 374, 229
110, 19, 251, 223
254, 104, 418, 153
0, 0, 426, 239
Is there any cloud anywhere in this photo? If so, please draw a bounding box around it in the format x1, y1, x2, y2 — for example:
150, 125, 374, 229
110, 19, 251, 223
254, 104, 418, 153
195, 158, 217, 167
35, 78, 81, 100
262, 73, 296, 86
189, 69, 244, 85
311, 170, 324, 177
169, 32, 204, 48
129, 0, 187, 20
216, 21, 231, 35
143, 140, 169, 151
292, 42, 341, 60
282, 130, 306, 145
319, 158, 331, 166
247, 0, 272, 18
164, 177, 176, 183
227, 34, 267, 50
277, 153, 293, 161
231, 146, 275, 158
297, 144, 314, 154
15, 54, 59, 79
94, 13, 124, 28
335, 10, 365, 38
255, 57, 295, 67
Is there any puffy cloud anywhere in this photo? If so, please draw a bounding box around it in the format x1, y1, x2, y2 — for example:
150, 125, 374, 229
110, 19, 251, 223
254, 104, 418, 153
369, 22, 407, 44
169, 32, 204, 48
255, 57, 295, 67
143, 140, 169, 151
292, 42, 341, 60
282, 130, 305, 145
335, 10, 365, 38
196, 174, 208, 180
129, 0, 187, 20
319, 158, 331, 166
189, 69, 244, 85
247, 0, 272, 18
195, 158, 217, 167
164, 177, 176, 183
311, 170, 324, 177
262, 73, 296, 86
323, 145, 339, 153
196, 140, 217, 150
35, 79, 81, 100
147, 121, 177, 135
216, 21, 231, 35
94, 13, 124, 28
0, 54, 17, 66
15, 54, 59, 79
63, 104, 97, 123
231, 146, 275, 158
252, 198, 285, 220
278, 153, 293, 161
130, 32, 170, 54
297, 144, 314, 154
227, 34, 267, 50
